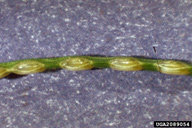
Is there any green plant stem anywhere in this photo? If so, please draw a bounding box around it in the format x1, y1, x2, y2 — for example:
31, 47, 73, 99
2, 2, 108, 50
0, 56, 192, 78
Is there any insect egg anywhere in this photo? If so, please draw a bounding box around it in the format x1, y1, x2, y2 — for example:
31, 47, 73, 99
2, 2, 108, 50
11, 61, 45, 75
0, 67, 10, 78
158, 60, 190, 75
59, 57, 93, 71
109, 57, 143, 71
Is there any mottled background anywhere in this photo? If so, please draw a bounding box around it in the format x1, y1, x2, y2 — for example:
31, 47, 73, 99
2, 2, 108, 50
0, 0, 192, 128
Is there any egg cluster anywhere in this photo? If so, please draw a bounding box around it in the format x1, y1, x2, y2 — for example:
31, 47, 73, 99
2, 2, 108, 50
0, 56, 191, 78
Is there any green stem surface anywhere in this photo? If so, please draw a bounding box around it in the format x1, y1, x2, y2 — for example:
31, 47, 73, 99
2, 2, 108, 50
0, 56, 192, 78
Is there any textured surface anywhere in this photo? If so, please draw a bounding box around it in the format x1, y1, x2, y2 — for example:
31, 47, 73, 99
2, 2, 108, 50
0, 0, 192, 128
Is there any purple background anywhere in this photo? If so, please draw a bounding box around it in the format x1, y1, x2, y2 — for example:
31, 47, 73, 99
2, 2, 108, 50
0, 0, 192, 128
